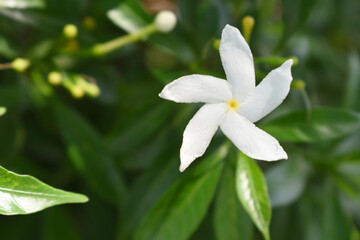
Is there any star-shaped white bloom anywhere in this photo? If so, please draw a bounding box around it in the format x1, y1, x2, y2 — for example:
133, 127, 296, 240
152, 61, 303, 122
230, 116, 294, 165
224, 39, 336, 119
159, 25, 294, 172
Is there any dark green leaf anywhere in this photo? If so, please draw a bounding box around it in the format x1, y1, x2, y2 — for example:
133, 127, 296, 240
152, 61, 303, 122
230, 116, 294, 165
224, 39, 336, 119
134, 146, 227, 240
236, 153, 271, 240
266, 157, 309, 207
214, 158, 253, 240
276, 0, 316, 50
261, 108, 360, 142
51, 97, 126, 204
0, 165, 87, 215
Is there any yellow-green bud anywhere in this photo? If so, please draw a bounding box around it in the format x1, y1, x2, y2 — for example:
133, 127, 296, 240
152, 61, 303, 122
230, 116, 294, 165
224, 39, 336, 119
213, 39, 220, 51
86, 84, 100, 97
83, 16, 96, 31
47, 71, 62, 85
63, 24, 78, 39
155, 11, 177, 33
291, 79, 306, 91
71, 86, 84, 98
242, 16, 255, 42
12, 58, 30, 72
0, 107, 6, 116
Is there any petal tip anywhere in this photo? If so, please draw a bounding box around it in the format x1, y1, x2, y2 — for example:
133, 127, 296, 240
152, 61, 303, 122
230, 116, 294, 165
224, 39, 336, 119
179, 165, 186, 172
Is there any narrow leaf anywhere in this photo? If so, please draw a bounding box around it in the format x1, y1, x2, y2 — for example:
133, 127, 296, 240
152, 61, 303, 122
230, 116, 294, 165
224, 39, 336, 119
0, 0, 45, 9
107, 0, 151, 33
214, 159, 253, 240
134, 146, 227, 240
236, 153, 271, 240
0, 166, 87, 215
261, 108, 360, 142
51, 97, 126, 204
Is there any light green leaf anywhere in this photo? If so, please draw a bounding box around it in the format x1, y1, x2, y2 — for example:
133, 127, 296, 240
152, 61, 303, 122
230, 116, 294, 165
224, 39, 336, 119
261, 108, 360, 142
134, 146, 227, 240
0, 0, 45, 9
0, 166, 87, 215
236, 153, 271, 240
0, 107, 6, 116
214, 158, 253, 240
107, 0, 151, 33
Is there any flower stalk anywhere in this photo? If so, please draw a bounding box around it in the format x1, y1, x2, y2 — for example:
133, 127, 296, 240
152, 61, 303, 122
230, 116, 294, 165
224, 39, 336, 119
92, 24, 157, 55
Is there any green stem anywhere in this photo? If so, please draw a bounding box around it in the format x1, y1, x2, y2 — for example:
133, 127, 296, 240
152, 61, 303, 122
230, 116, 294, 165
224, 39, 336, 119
92, 24, 158, 55
300, 89, 312, 120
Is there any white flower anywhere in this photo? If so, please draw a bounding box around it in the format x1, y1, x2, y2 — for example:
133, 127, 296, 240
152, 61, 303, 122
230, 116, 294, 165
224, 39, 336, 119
159, 25, 294, 172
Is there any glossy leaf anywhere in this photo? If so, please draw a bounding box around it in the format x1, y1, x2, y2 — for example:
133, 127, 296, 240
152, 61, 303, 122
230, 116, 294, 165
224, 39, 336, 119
213, 158, 253, 240
107, 0, 151, 33
134, 146, 227, 240
266, 158, 308, 207
0, 166, 87, 215
51, 97, 126, 203
0, 0, 45, 9
236, 153, 271, 240
261, 108, 360, 142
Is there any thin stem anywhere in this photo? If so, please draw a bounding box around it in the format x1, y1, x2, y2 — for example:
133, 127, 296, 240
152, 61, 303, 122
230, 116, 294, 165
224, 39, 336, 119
92, 24, 158, 55
0, 62, 13, 70
300, 89, 312, 120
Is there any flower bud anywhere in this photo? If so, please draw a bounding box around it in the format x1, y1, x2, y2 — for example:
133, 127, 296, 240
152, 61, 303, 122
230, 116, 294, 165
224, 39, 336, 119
82, 16, 96, 31
0, 107, 6, 116
12, 58, 30, 72
213, 39, 221, 51
155, 11, 177, 33
47, 71, 62, 85
63, 24, 78, 39
291, 79, 306, 91
242, 16, 255, 42
71, 86, 84, 98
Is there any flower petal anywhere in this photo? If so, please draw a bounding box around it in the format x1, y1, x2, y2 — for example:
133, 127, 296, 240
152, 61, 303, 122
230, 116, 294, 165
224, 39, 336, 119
238, 59, 294, 122
220, 110, 287, 161
180, 103, 227, 172
159, 74, 232, 103
219, 24, 255, 101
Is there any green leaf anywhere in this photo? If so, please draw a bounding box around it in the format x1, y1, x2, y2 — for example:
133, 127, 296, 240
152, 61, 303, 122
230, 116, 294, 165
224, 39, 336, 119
213, 158, 253, 240
261, 108, 360, 142
0, 166, 87, 215
276, 0, 316, 50
266, 158, 309, 207
343, 52, 360, 110
236, 153, 271, 240
134, 146, 227, 240
0, 0, 45, 9
51, 97, 126, 204
107, 0, 151, 33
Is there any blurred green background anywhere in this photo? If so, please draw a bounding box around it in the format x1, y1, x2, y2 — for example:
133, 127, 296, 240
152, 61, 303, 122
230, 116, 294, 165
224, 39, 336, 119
0, 0, 359, 239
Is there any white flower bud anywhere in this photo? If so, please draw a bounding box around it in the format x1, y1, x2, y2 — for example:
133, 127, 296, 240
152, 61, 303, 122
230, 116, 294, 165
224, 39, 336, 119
155, 11, 177, 33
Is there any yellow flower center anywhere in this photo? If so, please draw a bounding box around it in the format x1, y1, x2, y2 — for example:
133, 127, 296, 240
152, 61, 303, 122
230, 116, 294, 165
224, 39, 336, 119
227, 98, 240, 111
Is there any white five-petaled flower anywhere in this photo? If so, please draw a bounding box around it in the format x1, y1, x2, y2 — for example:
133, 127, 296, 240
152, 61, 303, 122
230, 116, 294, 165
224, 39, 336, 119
159, 25, 294, 172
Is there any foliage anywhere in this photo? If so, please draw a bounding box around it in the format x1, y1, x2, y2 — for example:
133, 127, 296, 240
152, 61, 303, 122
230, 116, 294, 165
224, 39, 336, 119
0, 0, 359, 239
